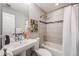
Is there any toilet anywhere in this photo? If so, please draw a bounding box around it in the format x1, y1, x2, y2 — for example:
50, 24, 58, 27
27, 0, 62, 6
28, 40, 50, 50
35, 48, 52, 56
34, 38, 52, 56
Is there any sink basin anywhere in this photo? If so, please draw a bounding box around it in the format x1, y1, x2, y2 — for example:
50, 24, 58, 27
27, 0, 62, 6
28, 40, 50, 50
2, 38, 38, 56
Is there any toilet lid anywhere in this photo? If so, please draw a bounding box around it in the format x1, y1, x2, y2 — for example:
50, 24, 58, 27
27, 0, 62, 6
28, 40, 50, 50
36, 48, 52, 56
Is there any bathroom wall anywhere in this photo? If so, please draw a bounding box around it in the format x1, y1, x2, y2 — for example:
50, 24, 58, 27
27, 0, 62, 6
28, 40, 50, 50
29, 3, 45, 42
39, 21, 47, 44
46, 8, 64, 45
29, 4, 45, 20
0, 4, 2, 49
2, 4, 45, 45
2, 6, 28, 31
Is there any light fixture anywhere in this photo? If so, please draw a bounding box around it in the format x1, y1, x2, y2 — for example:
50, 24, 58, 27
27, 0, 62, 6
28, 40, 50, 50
56, 3, 59, 6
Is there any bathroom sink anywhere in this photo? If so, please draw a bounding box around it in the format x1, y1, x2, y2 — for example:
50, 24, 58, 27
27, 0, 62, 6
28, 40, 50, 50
2, 38, 38, 56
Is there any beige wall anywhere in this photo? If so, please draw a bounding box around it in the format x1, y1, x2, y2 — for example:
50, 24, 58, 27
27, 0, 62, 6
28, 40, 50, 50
46, 22, 63, 45
46, 8, 64, 45
39, 22, 46, 44
47, 8, 64, 22
29, 4, 45, 20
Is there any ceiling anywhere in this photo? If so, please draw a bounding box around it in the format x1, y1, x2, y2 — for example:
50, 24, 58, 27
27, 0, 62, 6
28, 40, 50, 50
35, 3, 71, 13
2, 3, 29, 16
2, 3, 71, 16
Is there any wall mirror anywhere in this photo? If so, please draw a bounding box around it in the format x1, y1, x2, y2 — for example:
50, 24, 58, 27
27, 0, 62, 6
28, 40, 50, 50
0, 3, 29, 48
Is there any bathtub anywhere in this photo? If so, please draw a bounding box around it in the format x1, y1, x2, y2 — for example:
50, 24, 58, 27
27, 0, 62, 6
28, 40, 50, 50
41, 41, 62, 56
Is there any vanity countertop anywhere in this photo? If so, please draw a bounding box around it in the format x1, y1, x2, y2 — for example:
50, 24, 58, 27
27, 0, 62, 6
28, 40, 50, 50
0, 38, 39, 56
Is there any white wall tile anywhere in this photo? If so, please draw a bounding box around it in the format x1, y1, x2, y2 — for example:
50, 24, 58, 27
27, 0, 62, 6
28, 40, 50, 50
46, 8, 64, 45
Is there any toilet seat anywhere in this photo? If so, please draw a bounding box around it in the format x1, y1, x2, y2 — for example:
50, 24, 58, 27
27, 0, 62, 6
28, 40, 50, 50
35, 48, 52, 56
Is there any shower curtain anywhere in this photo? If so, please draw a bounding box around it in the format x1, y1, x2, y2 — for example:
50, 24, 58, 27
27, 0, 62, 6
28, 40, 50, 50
63, 4, 79, 56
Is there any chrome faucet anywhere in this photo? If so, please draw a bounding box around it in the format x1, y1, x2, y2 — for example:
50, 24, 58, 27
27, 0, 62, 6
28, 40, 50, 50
15, 33, 22, 41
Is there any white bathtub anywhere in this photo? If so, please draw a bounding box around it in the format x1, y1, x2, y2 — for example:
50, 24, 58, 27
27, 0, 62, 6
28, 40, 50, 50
41, 41, 62, 56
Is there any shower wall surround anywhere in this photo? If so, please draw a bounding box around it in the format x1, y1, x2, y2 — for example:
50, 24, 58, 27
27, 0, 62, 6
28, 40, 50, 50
46, 8, 64, 45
